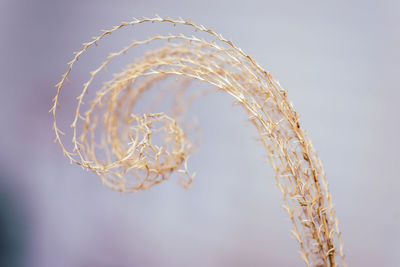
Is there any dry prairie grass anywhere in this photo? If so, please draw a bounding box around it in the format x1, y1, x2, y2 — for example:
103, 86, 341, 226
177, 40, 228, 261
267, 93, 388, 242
52, 16, 345, 266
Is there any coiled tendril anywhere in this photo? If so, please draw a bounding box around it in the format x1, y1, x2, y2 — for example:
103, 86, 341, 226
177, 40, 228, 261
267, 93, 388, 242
52, 16, 345, 267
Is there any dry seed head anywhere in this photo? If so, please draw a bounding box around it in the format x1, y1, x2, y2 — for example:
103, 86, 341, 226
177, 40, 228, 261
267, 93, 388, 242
52, 16, 345, 266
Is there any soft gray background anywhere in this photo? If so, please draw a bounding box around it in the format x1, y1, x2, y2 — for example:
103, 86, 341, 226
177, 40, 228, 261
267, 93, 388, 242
0, 0, 399, 266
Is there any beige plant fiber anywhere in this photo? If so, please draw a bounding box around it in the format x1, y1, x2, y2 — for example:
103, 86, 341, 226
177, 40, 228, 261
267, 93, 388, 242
51, 16, 346, 267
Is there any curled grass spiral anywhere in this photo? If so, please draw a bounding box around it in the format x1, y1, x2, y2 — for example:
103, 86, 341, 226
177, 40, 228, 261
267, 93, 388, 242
51, 16, 345, 266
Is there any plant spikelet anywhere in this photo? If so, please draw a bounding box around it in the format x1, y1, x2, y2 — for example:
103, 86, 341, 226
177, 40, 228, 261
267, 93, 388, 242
52, 16, 345, 267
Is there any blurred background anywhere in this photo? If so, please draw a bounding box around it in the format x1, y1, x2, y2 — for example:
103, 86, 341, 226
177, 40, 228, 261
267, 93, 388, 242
0, 0, 399, 266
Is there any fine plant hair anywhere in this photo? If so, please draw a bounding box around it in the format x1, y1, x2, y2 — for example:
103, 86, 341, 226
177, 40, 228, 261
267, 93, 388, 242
51, 16, 345, 267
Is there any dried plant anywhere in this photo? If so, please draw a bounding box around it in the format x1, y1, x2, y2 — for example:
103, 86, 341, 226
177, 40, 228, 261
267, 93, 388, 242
51, 16, 345, 266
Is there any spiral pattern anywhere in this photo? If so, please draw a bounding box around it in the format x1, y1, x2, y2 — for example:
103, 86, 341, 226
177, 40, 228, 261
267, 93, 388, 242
52, 16, 345, 266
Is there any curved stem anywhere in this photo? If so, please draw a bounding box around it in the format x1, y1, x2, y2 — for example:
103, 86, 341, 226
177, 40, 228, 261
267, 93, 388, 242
52, 16, 345, 266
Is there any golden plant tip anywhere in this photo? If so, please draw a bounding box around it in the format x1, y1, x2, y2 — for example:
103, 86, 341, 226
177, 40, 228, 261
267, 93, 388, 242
53, 16, 345, 266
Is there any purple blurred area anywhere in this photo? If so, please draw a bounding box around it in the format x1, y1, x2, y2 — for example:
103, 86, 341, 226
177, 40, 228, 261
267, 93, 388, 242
0, 0, 399, 266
